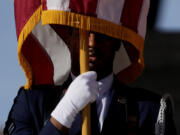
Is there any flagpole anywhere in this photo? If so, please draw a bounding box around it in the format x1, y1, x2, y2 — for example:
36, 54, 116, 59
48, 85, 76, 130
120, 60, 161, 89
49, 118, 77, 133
79, 29, 91, 135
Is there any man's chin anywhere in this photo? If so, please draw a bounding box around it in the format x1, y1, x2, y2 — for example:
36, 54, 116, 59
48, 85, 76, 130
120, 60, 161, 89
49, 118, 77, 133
89, 64, 103, 74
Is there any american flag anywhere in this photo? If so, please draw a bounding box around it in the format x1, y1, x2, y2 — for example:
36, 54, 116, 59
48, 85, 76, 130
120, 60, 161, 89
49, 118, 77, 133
14, 0, 150, 89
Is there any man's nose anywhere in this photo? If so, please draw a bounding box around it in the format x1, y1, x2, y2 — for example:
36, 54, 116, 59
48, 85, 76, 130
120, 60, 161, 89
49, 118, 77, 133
89, 33, 95, 47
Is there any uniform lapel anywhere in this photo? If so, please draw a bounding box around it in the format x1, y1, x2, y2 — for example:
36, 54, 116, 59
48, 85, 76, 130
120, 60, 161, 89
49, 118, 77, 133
101, 76, 139, 135
101, 76, 128, 135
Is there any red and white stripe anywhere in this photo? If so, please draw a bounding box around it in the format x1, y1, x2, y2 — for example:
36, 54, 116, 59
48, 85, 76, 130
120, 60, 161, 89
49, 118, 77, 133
46, 0, 71, 11
44, 0, 149, 38
96, 0, 125, 24
16, 0, 150, 86
137, 0, 150, 38
32, 23, 71, 85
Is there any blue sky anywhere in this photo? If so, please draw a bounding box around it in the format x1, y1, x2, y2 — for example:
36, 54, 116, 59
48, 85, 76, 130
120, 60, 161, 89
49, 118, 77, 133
0, 0, 180, 127
156, 0, 180, 32
0, 0, 26, 126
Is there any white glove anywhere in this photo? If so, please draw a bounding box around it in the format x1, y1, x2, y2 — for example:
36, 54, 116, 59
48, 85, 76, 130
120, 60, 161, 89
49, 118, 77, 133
51, 71, 98, 128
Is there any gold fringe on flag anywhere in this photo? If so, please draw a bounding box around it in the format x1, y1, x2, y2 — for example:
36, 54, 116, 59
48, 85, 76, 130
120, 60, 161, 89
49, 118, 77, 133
17, 6, 42, 89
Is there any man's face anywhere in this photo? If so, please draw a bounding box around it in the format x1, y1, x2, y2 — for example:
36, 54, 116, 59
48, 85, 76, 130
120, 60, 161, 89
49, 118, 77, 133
70, 29, 121, 80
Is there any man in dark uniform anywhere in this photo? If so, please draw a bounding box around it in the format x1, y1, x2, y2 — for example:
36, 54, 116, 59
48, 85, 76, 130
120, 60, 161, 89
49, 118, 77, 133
4, 0, 177, 134
4, 29, 176, 135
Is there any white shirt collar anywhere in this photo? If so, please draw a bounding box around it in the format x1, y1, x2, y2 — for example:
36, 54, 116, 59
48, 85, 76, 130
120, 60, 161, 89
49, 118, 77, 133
97, 73, 113, 98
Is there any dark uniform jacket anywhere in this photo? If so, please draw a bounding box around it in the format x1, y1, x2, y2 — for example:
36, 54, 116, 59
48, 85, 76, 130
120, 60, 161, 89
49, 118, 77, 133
4, 76, 176, 135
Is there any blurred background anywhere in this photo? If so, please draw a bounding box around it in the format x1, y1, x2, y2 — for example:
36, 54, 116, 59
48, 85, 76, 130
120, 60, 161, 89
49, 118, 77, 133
0, 0, 180, 134
131, 0, 180, 134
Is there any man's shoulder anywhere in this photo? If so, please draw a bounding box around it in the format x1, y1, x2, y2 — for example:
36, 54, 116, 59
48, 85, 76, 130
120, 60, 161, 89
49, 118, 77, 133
13, 85, 64, 119
113, 76, 161, 103
17, 85, 63, 103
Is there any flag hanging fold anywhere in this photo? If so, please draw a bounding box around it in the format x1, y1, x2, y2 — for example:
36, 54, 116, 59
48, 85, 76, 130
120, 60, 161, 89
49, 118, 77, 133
14, 0, 150, 89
